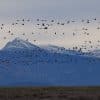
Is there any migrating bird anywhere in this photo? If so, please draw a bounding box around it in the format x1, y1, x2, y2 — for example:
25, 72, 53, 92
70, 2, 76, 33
16, 20, 20, 22
27, 19, 30, 22
87, 20, 90, 23
93, 18, 97, 21
51, 20, 54, 22
8, 31, 11, 33
37, 19, 39, 21
1, 24, 4, 26
62, 33, 65, 35
22, 19, 25, 22
67, 21, 70, 24
73, 32, 76, 36
61, 23, 65, 25
97, 27, 100, 30
11, 33, 14, 35
81, 19, 84, 22
44, 27, 48, 29
22, 23, 24, 26
34, 40, 36, 42
12, 23, 15, 25
22, 33, 25, 36
3, 37, 6, 40
54, 32, 57, 35
1, 27, 3, 30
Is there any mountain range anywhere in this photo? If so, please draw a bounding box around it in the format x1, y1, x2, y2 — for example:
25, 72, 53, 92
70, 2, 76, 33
0, 38, 100, 86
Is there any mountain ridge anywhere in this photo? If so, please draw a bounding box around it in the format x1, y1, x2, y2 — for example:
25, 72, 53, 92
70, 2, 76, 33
0, 38, 100, 86
3, 38, 86, 56
3, 37, 40, 50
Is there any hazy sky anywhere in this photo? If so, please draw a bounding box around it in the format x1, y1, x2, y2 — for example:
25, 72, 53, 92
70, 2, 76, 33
0, 0, 100, 19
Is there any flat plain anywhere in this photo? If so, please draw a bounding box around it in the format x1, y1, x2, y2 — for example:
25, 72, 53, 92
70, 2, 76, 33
0, 87, 100, 100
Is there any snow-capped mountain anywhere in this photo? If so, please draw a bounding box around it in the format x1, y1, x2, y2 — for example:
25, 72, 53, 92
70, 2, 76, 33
3, 37, 39, 50
0, 38, 100, 86
3, 38, 84, 56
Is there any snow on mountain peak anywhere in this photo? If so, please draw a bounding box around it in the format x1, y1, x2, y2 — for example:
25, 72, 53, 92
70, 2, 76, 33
3, 37, 39, 50
2, 38, 85, 56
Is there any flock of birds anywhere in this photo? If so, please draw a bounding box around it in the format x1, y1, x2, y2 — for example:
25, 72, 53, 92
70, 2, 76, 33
0, 17, 100, 53
0, 17, 100, 67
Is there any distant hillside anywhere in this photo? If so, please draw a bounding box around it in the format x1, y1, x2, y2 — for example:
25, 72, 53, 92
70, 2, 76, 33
0, 38, 100, 86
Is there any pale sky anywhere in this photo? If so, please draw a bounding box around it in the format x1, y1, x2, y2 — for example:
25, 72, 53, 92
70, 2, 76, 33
0, 0, 100, 18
